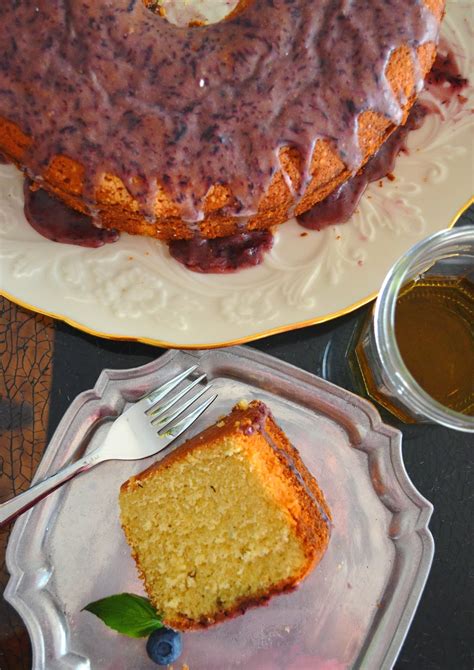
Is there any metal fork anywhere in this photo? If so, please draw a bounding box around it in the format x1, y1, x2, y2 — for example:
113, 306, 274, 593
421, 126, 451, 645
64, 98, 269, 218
0, 366, 217, 527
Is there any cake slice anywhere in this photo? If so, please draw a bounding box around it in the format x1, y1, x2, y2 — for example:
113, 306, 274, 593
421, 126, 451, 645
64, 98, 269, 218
119, 400, 331, 630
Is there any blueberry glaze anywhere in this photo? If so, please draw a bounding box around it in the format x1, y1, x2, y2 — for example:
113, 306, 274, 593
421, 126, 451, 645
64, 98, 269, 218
0, 0, 439, 225
297, 43, 469, 231
297, 104, 429, 231
168, 229, 273, 273
23, 180, 119, 247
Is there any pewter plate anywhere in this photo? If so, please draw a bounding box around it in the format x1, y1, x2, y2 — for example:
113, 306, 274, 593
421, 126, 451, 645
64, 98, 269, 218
5, 348, 434, 670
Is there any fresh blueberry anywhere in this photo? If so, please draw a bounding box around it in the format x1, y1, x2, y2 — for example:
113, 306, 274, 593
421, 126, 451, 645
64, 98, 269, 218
146, 627, 182, 666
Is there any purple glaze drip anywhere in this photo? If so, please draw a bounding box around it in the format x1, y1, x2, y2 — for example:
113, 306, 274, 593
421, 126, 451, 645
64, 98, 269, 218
168, 229, 273, 273
297, 104, 428, 231
427, 45, 469, 92
23, 180, 119, 247
0, 1, 439, 225
297, 42, 469, 231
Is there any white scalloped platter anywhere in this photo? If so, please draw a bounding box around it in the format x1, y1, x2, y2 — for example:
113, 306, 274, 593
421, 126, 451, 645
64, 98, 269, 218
0, 1, 472, 348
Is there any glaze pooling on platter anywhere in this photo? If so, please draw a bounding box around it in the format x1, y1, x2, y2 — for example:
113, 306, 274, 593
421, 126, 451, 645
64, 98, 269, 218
168, 229, 273, 272
297, 104, 429, 231
0, 0, 439, 223
24, 179, 119, 248
297, 44, 470, 232
426, 40, 469, 102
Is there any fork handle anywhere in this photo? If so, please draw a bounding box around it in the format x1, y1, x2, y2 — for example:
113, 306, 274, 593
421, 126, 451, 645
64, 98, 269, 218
0, 452, 99, 527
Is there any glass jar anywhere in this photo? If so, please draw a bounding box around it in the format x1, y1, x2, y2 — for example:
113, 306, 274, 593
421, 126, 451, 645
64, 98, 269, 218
355, 226, 474, 432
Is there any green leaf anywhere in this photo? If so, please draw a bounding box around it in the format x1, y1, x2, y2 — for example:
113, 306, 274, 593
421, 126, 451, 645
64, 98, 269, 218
83, 593, 163, 638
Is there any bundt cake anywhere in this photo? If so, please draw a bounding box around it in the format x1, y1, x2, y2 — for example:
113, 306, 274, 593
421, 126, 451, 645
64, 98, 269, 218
119, 400, 331, 630
0, 0, 444, 241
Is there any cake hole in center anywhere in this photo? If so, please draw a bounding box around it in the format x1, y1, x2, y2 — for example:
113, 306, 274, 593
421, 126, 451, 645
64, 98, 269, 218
144, 0, 242, 26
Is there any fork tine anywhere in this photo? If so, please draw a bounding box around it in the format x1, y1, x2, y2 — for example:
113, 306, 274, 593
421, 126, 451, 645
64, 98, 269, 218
143, 365, 198, 411
148, 373, 207, 420
152, 384, 208, 428
158, 394, 218, 439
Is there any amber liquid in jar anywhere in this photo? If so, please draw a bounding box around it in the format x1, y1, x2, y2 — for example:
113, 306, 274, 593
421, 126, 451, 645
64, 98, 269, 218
394, 275, 474, 416
355, 275, 474, 422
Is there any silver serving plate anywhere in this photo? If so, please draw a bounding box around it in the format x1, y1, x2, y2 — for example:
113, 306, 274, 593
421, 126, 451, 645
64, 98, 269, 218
5, 347, 434, 670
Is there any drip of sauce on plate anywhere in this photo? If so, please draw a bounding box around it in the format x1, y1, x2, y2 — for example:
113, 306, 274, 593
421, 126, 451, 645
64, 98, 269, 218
297, 45, 469, 231
1, 0, 438, 222
23, 180, 119, 248
296, 104, 428, 230
168, 230, 273, 273
427, 46, 469, 94
18, 100, 429, 264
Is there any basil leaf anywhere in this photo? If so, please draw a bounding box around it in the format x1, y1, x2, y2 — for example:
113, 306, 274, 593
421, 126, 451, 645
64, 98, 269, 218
83, 593, 163, 638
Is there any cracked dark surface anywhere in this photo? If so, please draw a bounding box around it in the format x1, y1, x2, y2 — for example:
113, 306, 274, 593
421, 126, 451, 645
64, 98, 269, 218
0, 298, 54, 670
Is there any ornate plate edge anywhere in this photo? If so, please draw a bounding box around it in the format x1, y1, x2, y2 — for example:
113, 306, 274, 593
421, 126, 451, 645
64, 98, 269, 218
4, 347, 435, 669
378, 441, 435, 670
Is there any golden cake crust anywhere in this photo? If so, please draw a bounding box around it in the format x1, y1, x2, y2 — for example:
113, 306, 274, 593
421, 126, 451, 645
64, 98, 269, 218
120, 400, 331, 630
0, 1, 444, 240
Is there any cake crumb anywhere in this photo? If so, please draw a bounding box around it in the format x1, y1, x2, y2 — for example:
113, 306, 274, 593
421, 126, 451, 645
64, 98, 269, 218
216, 420, 225, 427
236, 399, 249, 410
119, 400, 331, 631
